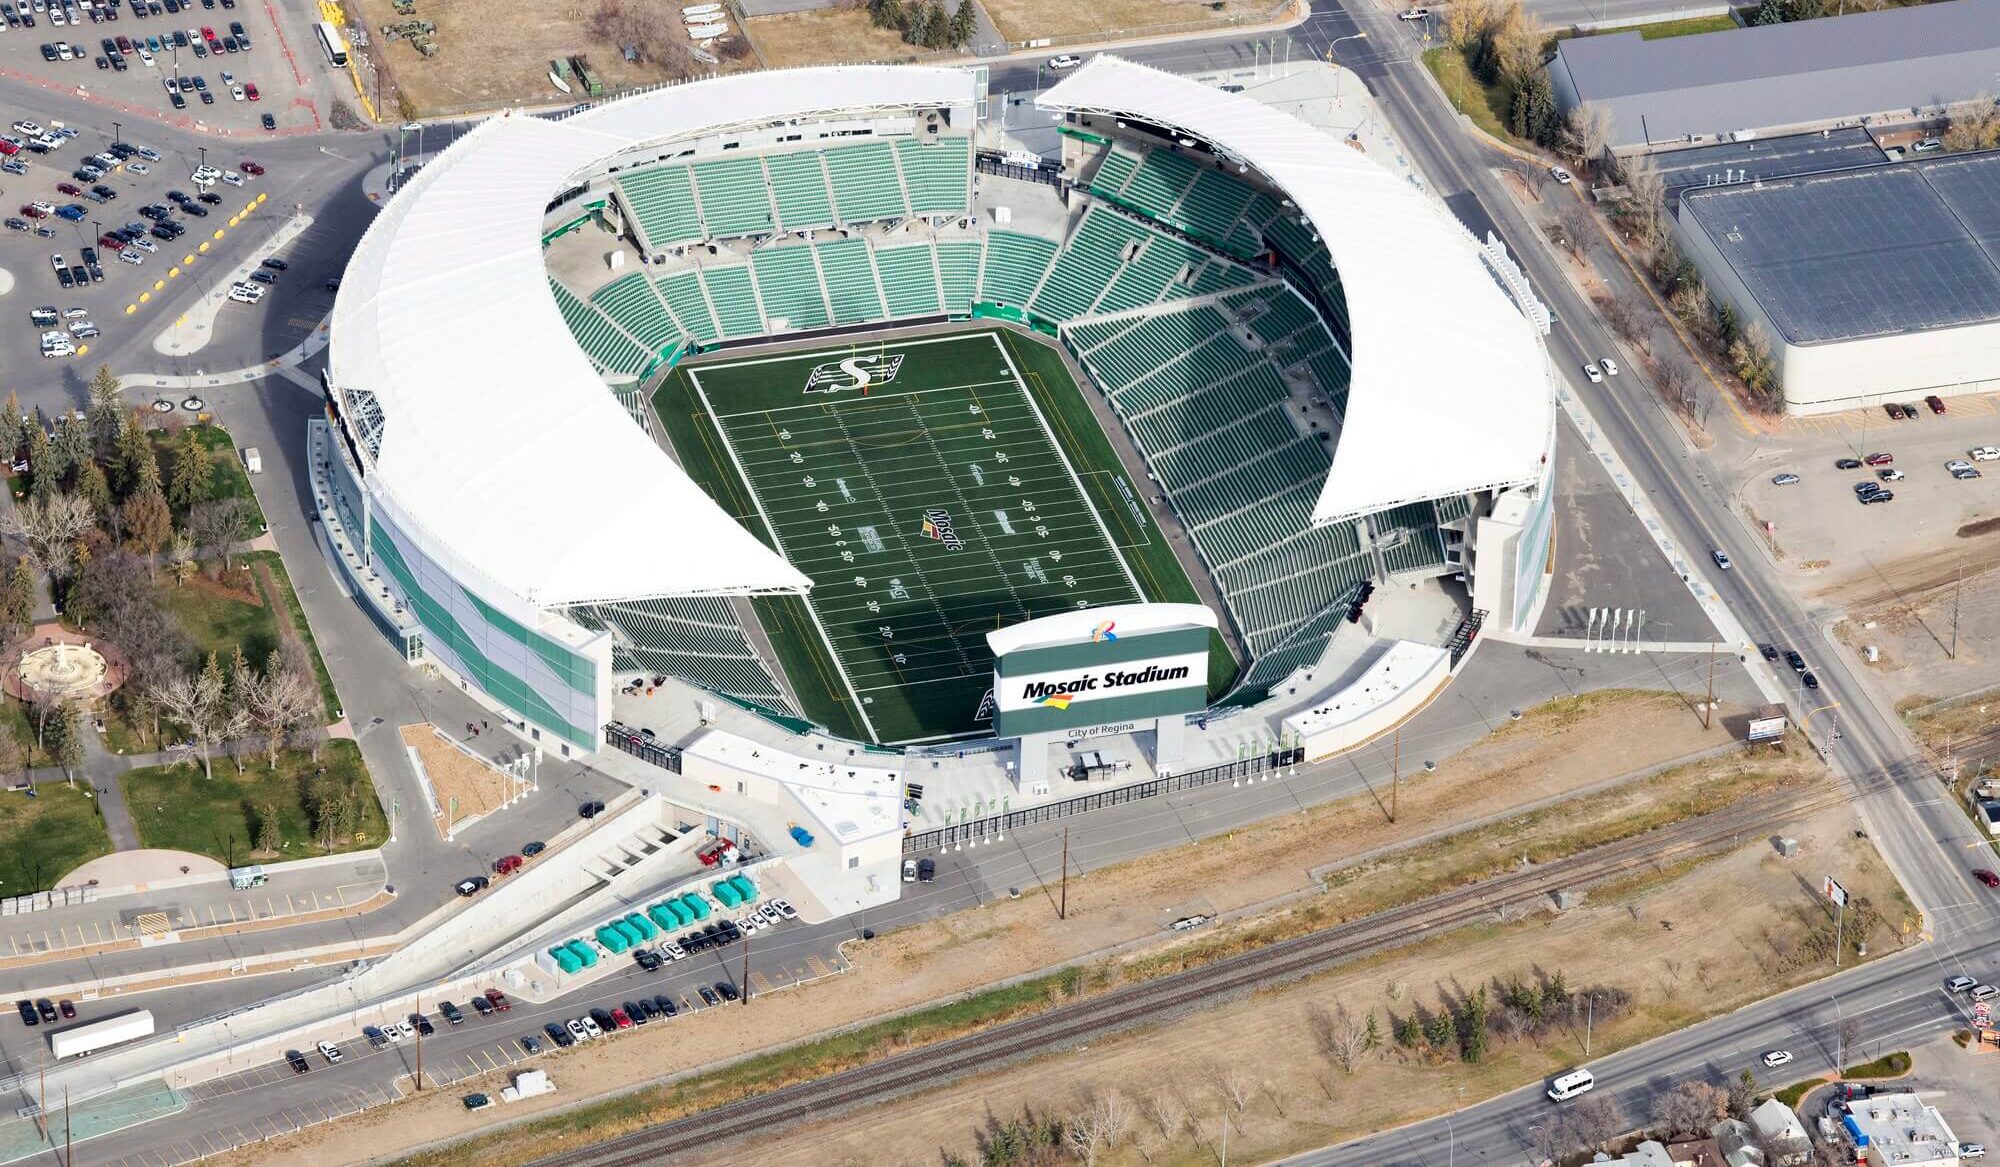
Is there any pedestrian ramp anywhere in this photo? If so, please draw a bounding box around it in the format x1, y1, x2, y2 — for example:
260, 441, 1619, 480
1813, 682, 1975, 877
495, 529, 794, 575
0, 1078, 185, 1165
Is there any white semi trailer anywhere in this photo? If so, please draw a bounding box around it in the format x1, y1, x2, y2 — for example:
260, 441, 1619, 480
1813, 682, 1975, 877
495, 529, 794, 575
49, 1009, 154, 1059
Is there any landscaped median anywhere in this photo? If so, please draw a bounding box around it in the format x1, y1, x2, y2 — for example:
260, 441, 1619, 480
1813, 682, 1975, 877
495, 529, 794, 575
121, 740, 384, 866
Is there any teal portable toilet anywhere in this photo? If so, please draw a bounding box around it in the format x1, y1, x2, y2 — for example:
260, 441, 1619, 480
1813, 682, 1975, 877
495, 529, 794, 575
667, 899, 694, 927
648, 904, 676, 930
731, 873, 756, 902
712, 879, 740, 909
628, 913, 658, 941
568, 940, 598, 968
682, 893, 710, 920
595, 925, 628, 954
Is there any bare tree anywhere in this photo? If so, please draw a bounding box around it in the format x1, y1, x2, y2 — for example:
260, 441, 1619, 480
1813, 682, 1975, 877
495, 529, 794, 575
1146, 1086, 1188, 1143
150, 661, 250, 782
1835, 1016, 1863, 1071
1307, 1002, 1380, 1075
1513, 158, 1547, 201
248, 667, 319, 770
1653, 1081, 1730, 1140
1566, 1093, 1623, 1154
1656, 357, 1697, 422
1558, 202, 1596, 261
2, 492, 94, 590
1212, 1062, 1256, 1125
1065, 1099, 1116, 1167
187, 497, 255, 576
589, 0, 694, 75
1563, 102, 1615, 174
1623, 153, 1668, 247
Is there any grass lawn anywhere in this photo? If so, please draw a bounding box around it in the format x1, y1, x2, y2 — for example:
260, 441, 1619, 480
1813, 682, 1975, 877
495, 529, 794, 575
164, 578, 284, 668
121, 740, 384, 865
0, 782, 112, 891
243, 551, 340, 719
152, 423, 267, 526
0, 698, 55, 768
1561, 12, 1738, 39
1423, 47, 1512, 144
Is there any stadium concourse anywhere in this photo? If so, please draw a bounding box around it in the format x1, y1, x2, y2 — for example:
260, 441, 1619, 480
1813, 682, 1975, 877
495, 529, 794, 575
314, 57, 1559, 910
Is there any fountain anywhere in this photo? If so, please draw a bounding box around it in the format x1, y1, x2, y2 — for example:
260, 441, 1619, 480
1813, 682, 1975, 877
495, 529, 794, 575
16, 639, 114, 706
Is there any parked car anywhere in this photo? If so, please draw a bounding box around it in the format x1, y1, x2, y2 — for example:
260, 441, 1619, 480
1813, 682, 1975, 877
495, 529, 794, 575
1548, 164, 1572, 184
454, 876, 488, 896
653, 993, 677, 1017
544, 1021, 573, 1048
1927, 395, 1948, 414
1835, 457, 1862, 470
286, 1050, 310, 1073
316, 1039, 342, 1064
484, 989, 510, 1011
493, 854, 523, 876
715, 981, 739, 1002
438, 1000, 464, 1025
1863, 452, 1894, 466
1771, 473, 1800, 486
16, 1000, 37, 1026
918, 857, 936, 882
410, 1012, 434, 1036
469, 995, 493, 1017
697, 985, 719, 1006
1948, 975, 1979, 994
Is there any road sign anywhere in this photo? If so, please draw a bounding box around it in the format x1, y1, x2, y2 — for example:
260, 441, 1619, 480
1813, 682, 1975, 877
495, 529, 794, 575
1823, 875, 1849, 907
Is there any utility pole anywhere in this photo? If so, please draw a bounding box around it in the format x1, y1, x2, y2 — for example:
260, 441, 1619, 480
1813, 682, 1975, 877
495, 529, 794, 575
1952, 562, 1964, 660
740, 931, 750, 1004
1391, 727, 1402, 822
1704, 641, 1716, 731
37, 1054, 45, 1140
62, 1087, 68, 1166
1058, 827, 1069, 921
413, 998, 423, 1091
1585, 993, 1595, 1055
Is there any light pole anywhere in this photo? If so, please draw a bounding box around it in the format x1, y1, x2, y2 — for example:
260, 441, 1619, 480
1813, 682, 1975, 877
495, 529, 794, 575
111, 121, 120, 146
1328, 32, 1368, 100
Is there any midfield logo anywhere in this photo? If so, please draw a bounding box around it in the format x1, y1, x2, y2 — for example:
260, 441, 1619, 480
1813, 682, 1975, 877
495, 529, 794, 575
804, 353, 904, 395
919, 508, 965, 551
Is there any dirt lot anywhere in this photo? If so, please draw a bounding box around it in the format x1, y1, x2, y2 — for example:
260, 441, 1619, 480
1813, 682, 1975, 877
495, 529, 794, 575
745, 7, 940, 68
344, 0, 749, 117
1834, 562, 2000, 715
399, 724, 512, 839
208, 690, 1779, 1167
694, 803, 1907, 1167
980, 0, 1285, 45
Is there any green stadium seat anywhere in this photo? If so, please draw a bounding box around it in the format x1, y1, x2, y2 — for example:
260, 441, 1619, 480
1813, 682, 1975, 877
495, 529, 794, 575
1120, 148, 1200, 220
978, 231, 1059, 308
815, 238, 884, 325
694, 156, 779, 239
826, 141, 908, 224
1090, 144, 1140, 197
936, 240, 982, 314
591, 272, 679, 353
656, 272, 720, 345
895, 137, 971, 216
548, 278, 651, 376
616, 165, 702, 251
766, 150, 836, 231
1031, 207, 1140, 320
876, 244, 942, 318
701, 266, 766, 337
751, 246, 831, 332
1175, 169, 1258, 244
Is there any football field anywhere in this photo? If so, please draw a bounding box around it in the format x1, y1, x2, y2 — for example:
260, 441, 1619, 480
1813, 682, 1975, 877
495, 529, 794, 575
687, 331, 1143, 744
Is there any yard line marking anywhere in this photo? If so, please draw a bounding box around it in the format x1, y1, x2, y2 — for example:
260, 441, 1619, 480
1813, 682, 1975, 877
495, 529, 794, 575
709, 378, 1022, 420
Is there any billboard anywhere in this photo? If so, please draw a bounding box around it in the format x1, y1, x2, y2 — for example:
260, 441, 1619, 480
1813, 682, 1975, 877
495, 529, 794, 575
988, 604, 1215, 738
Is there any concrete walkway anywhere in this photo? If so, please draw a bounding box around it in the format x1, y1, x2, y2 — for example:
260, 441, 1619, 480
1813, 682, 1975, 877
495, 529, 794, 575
79, 728, 141, 852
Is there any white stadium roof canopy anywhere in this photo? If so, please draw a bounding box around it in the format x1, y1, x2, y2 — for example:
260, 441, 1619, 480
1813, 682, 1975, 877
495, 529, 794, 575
328, 67, 977, 608
1042, 57, 1555, 523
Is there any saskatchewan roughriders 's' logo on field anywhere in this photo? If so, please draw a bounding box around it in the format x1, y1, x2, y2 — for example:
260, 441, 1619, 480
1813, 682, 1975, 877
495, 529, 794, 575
805, 353, 904, 394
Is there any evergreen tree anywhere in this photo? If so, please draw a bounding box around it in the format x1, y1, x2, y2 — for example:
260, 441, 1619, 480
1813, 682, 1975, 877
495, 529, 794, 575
256, 798, 281, 854
1426, 1009, 1457, 1053
168, 428, 212, 513
77, 461, 112, 521
50, 700, 83, 784
1394, 1015, 1423, 1048
87, 366, 123, 457
1, 391, 20, 438
122, 492, 172, 567
923, 0, 951, 48
0, 559, 34, 637
1460, 989, 1490, 1063
902, 2, 927, 43
24, 426, 53, 502
52, 419, 90, 490
949, 0, 975, 46
870, 0, 903, 28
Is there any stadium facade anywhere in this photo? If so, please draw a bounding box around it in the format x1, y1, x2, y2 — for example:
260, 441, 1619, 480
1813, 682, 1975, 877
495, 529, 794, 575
317, 60, 1558, 756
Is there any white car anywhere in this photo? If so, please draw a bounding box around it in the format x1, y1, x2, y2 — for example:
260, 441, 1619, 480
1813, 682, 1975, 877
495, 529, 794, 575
1970, 446, 2000, 462
1583, 362, 1604, 384
1046, 53, 1082, 70
66, 319, 93, 335
40, 343, 75, 359
61, 305, 86, 318
315, 1039, 343, 1064
128, 236, 157, 253
227, 288, 261, 304
222, 170, 244, 186
578, 1015, 603, 1038
1947, 459, 1975, 473
1600, 357, 1620, 376
1761, 1050, 1793, 1068
1948, 975, 1979, 994
565, 1018, 590, 1043
54, 42, 72, 59
1399, 6, 1431, 18
902, 858, 918, 883
758, 903, 782, 924
1712, 549, 1732, 570
392, 1019, 415, 1040
118, 248, 144, 266
11, 120, 42, 136
137, 46, 153, 65
230, 84, 245, 101
771, 898, 797, 920
127, 161, 149, 175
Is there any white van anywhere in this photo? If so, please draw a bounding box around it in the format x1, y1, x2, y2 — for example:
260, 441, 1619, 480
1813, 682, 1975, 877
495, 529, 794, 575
1548, 1069, 1595, 1101
1972, 984, 1999, 1002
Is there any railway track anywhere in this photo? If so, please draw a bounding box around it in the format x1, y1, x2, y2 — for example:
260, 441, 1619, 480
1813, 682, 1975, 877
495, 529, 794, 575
527, 782, 1840, 1167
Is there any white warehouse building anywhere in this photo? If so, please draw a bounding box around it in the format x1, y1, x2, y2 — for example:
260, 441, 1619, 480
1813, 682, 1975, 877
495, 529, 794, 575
1673, 148, 2000, 415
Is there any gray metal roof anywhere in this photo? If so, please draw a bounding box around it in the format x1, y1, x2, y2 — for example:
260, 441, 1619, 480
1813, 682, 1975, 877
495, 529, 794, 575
1553, 0, 2000, 147
1679, 151, 2000, 345
1650, 127, 1887, 208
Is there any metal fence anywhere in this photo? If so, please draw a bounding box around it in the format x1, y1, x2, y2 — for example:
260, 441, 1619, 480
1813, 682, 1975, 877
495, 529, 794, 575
903, 748, 1304, 853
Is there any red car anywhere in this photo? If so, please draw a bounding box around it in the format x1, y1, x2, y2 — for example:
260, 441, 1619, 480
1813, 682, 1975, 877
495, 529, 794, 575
492, 854, 523, 876
1863, 452, 1894, 466
97, 234, 123, 251
244, 83, 259, 101
0, 140, 20, 156
1927, 395, 1948, 415
199, 25, 215, 38
484, 988, 510, 1012
1976, 869, 2000, 888
610, 1008, 633, 1029
55, 182, 81, 196
240, 160, 264, 175
20, 205, 45, 219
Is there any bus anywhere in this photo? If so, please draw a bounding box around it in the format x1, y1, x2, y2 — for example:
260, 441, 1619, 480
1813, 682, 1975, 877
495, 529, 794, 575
1547, 1069, 1595, 1102
314, 21, 348, 68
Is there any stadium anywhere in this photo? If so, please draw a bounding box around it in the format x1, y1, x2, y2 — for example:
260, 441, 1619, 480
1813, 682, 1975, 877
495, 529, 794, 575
316, 58, 1559, 759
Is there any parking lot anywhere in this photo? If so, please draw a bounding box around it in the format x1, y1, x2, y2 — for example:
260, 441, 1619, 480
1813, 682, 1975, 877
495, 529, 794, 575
1741, 395, 2000, 598
0, 0, 299, 134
